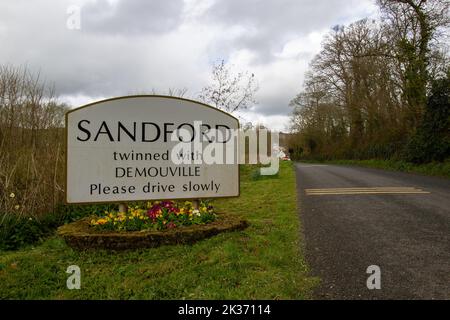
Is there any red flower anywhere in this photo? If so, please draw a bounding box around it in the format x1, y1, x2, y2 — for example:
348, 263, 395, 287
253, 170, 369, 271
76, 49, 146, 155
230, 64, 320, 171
147, 208, 158, 220
167, 222, 177, 229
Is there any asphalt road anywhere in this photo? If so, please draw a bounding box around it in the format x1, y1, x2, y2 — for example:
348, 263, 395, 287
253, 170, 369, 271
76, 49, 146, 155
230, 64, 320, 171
295, 163, 450, 300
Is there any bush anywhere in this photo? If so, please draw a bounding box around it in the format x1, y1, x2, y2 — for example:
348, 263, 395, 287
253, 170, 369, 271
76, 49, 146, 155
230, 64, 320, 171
404, 75, 450, 163
0, 203, 117, 250
0, 215, 51, 250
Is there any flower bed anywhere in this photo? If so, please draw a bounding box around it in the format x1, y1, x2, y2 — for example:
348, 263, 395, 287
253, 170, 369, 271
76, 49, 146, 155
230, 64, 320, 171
58, 201, 248, 250
90, 200, 216, 231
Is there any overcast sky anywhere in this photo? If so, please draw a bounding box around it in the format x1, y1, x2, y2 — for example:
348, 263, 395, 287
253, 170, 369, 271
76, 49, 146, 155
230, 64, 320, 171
0, 0, 378, 131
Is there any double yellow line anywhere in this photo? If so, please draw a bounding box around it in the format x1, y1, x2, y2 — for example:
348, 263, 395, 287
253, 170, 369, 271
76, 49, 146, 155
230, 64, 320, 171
305, 187, 430, 196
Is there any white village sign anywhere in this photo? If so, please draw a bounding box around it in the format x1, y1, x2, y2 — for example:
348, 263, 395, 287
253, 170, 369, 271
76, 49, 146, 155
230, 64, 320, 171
65, 96, 239, 204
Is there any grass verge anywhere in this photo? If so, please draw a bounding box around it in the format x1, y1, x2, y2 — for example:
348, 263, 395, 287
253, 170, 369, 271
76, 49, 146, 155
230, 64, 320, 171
300, 159, 450, 178
0, 162, 317, 299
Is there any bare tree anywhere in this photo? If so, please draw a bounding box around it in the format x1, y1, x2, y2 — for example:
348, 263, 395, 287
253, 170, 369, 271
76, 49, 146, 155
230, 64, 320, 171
198, 60, 259, 114
288, 1, 449, 161
131, 88, 189, 98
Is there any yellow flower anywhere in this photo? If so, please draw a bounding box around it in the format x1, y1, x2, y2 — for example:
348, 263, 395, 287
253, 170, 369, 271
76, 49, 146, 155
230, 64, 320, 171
9, 193, 15, 198
97, 218, 108, 225
14, 205, 20, 210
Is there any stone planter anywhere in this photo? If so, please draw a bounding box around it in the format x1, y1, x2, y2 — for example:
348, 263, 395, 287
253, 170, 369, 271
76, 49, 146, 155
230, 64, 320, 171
58, 213, 248, 250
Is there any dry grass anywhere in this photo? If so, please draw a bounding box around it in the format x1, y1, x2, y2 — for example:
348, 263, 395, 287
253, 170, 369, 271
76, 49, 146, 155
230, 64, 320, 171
0, 142, 65, 219
0, 65, 68, 222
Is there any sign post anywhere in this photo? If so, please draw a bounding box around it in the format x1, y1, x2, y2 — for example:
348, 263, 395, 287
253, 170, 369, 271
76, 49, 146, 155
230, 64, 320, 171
65, 96, 240, 206
118, 203, 128, 214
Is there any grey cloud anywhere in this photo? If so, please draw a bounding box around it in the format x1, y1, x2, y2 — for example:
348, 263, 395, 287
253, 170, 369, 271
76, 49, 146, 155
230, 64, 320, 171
253, 97, 292, 117
82, 0, 184, 35
203, 0, 373, 63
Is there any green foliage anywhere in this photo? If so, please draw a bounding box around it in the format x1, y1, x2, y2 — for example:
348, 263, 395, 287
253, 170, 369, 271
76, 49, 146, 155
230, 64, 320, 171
0, 203, 116, 251
404, 75, 450, 163
0, 215, 51, 251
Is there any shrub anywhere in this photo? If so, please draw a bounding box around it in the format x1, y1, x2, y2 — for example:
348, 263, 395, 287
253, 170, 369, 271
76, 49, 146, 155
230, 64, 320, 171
404, 75, 450, 163
0, 203, 117, 250
0, 215, 50, 250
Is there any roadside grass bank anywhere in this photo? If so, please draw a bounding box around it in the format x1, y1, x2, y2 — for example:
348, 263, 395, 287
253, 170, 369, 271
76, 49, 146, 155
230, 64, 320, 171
0, 162, 318, 299
299, 159, 450, 179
